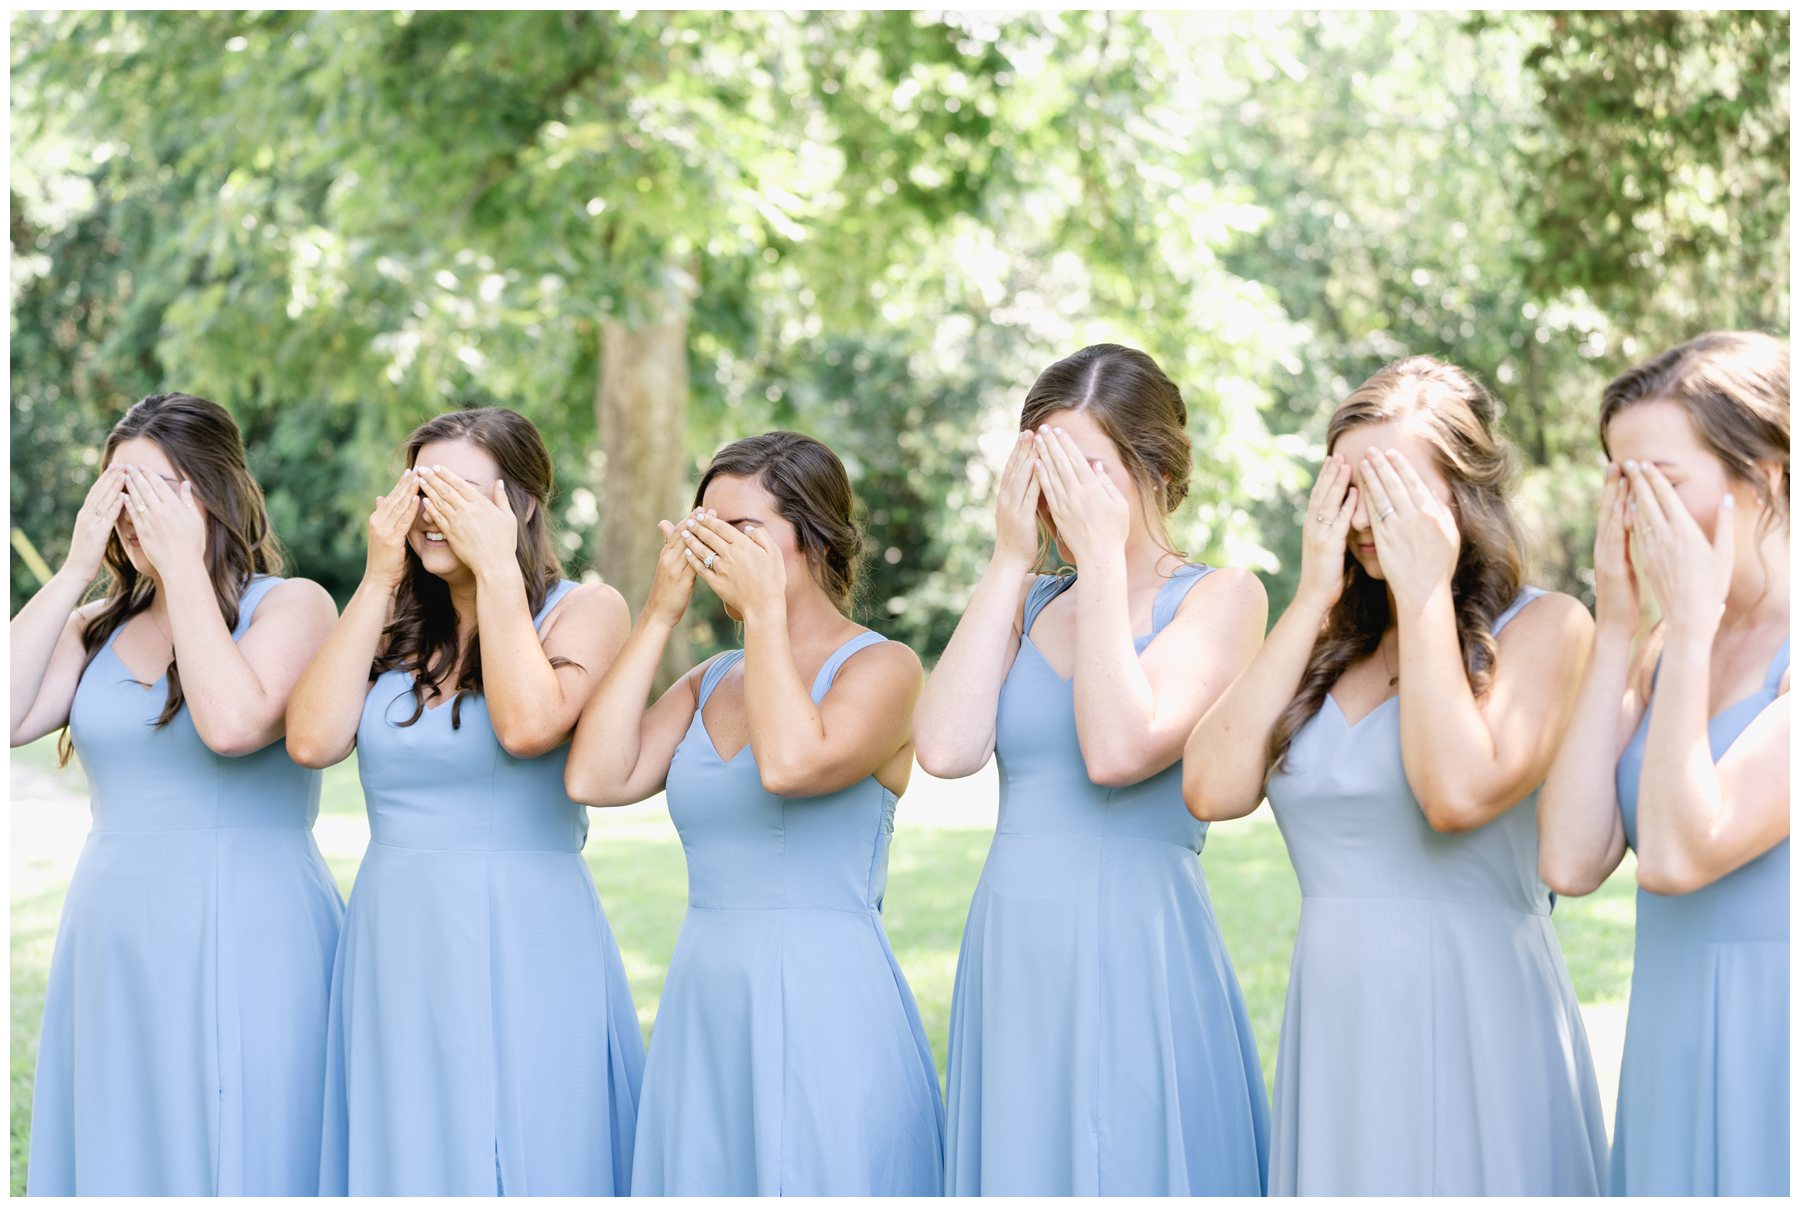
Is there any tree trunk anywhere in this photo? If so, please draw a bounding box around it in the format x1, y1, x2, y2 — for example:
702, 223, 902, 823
596, 266, 695, 692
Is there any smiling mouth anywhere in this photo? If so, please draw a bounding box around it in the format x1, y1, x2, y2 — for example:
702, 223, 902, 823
423, 531, 445, 544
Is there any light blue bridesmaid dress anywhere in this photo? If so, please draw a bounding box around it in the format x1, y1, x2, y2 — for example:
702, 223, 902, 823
319, 578, 644, 1195
943, 564, 1270, 1196
27, 574, 344, 1195
1263, 588, 1609, 1195
630, 630, 945, 1196
1611, 635, 1789, 1195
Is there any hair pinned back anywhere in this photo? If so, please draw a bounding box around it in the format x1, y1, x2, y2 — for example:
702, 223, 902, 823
694, 431, 864, 615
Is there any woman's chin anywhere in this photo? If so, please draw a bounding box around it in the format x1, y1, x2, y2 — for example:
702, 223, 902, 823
411, 543, 463, 578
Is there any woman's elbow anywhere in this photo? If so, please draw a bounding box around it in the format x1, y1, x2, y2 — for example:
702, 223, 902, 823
913, 737, 984, 781
494, 717, 567, 761
1538, 850, 1605, 898
757, 757, 821, 799
1634, 851, 1708, 897
564, 766, 609, 807
284, 732, 344, 770
1419, 792, 1491, 835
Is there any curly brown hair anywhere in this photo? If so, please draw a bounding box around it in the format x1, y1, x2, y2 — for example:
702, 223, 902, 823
1265, 356, 1525, 781
371, 407, 571, 729
60, 392, 284, 764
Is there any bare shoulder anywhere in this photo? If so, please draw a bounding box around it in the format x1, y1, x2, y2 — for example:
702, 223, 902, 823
244, 578, 338, 635
840, 633, 924, 686
1170, 564, 1268, 629
542, 580, 627, 630
1497, 589, 1591, 648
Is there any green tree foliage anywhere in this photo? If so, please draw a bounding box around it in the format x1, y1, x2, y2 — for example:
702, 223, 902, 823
11, 11, 1789, 648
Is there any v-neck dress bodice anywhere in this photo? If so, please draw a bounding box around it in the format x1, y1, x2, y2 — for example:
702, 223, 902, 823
27, 575, 344, 1196
1609, 635, 1789, 1195
318, 579, 644, 1195
942, 564, 1271, 1195
629, 630, 945, 1195
1261, 587, 1609, 1194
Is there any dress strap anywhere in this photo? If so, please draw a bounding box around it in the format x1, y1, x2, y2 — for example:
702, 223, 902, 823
808, 630, 888, 703
1490, 586, 1547, 637
697, 649, 746, 709
1021, 573, 1076, 636
231, 574, 285, 638
1150, 562, 1215, 635
531, 578, 580, 631
1763, 636, 1791, 693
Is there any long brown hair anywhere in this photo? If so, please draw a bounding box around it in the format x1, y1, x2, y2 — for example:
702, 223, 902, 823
371, 407, 569, 728
694, 431, 865, 615
1265, 356, 1525, 779
59, 392, 284, 764
1017, 343, 1192, 569
1600, 331, 1790, 533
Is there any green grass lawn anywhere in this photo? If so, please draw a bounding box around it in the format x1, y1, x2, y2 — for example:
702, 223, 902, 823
10, 746, 1637, 1194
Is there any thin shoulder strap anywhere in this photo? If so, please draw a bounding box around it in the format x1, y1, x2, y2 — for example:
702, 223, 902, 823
697, 649, 746, 709
1021, 573, 1076, 635
231, 574, 284, 638
809, 630, 887, 703
531, 578, 579, 631
1764, 636, 1791, 692
1491, 586, 1547, 637
1150, 562, 1215, 635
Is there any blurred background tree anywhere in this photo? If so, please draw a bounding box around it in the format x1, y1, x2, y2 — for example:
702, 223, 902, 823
11, 10, 1789, 661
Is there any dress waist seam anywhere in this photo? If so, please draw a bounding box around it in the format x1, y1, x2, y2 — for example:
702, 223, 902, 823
88, 823, 313, 835
685, 902, 878, 916
366, 836, 584, 855
992, 829, 1200, 854
1301, 891, 1551, 917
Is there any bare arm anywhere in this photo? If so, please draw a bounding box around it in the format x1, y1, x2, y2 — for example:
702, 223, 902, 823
1635, 636, 1789, 893
1361, 448, 1590, 832
1185, 453, 1358, 820
121, 465, 337, 756
913, 431, 1040, 779
11, 464, 124, 745
1539, 464, 1642, 895
164, 575, 339, 756
477, 577, 629, 760
1072, 562, 1266, 788
1626, 461, 1792, 893
565, 515, 708, 807
418, 466, 627, 758
1395, 587, 1593, 833
286, 471, 417, 768
743, 621, 922, 798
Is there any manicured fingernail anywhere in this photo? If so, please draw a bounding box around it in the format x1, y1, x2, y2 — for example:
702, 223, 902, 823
1624, 460, 1637, 471
1723, 495, 1736, 509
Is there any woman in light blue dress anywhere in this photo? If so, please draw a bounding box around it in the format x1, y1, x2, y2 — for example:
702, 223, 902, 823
288, 407, 642, 1195
11, 392, 343, 1195
567, 431, 943, 1195
1540, 332, 1789, 1195
1187, 356, 1608, 1194
914, 345, 1270, 1195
